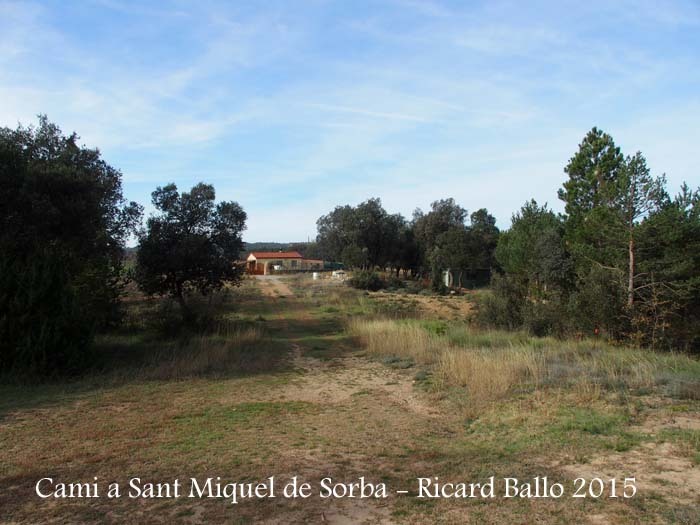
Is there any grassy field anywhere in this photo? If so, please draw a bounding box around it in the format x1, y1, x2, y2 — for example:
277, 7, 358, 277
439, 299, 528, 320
1, 275, 699, 524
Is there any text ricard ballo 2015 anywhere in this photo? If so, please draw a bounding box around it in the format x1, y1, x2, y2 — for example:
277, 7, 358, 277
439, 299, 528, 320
35, 475, 637, 504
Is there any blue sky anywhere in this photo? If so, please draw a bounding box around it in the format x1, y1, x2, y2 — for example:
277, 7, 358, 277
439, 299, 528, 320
1, 0, 699, 242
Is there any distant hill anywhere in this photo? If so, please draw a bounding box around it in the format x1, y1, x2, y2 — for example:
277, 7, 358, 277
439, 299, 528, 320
244, 242, 290, 252
125, 242, 321, 259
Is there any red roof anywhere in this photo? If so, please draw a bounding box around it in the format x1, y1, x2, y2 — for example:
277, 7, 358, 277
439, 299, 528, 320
249, 251, 303, 259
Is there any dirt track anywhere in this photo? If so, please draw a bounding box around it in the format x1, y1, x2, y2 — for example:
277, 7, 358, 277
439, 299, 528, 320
256, 275, 294, 297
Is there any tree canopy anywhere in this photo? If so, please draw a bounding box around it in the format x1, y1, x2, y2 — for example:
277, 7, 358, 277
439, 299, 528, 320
485, 127, 700, 349
135, 183, 247, 321
315, 197, 499, 288
0, 116, 142, 376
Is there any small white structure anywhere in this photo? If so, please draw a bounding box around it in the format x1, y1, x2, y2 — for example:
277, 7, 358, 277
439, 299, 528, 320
312, 272, 320, 280
443, 269, 454, 288
331, 270, 347, 281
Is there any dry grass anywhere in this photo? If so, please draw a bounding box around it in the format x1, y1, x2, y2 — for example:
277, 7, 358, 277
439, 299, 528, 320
146, 325, 265, 380
437, 346, 542, 408
347, 319, 443, 364
348, 318, 700, 415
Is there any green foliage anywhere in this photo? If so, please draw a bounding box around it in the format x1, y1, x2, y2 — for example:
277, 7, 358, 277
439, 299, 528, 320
316, 198, 413, 272
482, 127, 699, 350
430, 259, 448, 294
316, 197, 498, 284
521, 300, 568, 337
0, 253, 95, 378
384, 275, 405, 290
475, 274, 525, 330
496, 201, 569, 286
569, 265, 627, 339
348, 270, 385, 291
135, 183, 247, 322
412, 198, 468, 267
486, 201, 572, 335
558, 127, 625, 218
557, 127, 670, 340
632, 184, 700, 349
0, 117, 141, 377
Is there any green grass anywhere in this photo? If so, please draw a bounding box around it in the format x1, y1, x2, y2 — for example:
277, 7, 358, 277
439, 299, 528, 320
657, 427, 700, 464
555, 407, 630, 435
3, 277, 700, 524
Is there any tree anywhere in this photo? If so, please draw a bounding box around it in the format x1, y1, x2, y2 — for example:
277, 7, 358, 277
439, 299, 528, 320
559, 128, 670, 340
559, 127, 625, 218
354, 198, 392, 268
467, 208, 500, 283
634, 184, 700, 349
316, 198, 404, 270
616, 152, 666, 307
316, 204, 359, 263
412, 198, 468, 273
135, 183, 247, 321
496, 201, 566, 290
488, 201, 572, 335
0, 116, 142, 376
395, 223, 420, 276
433, 226, 471, 287
558, 128, 625, 270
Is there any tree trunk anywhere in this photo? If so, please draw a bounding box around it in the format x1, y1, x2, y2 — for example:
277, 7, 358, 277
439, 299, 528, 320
627, 234, 635, 308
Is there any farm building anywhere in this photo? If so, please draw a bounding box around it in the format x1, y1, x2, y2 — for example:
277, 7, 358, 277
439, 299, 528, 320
246, 251, 324, 275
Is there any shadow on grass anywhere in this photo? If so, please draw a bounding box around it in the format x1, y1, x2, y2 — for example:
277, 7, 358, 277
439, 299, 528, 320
0, 289, 297, 417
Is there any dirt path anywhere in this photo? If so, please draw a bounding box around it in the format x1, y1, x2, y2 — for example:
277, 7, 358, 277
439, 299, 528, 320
256, 275, 294, 297
555, 403, 700, 509
281, 352, 440, 419
247, 277, 449, 523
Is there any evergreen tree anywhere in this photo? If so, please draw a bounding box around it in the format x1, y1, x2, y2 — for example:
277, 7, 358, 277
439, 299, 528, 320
0, 117, 141, 376
135, 183, 246, 322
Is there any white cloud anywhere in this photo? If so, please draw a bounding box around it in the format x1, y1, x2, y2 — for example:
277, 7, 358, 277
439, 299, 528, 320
1, 0, 698, 241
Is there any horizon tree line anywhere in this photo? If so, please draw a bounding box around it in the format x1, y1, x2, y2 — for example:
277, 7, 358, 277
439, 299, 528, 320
313, 127, 699, 350
1, 117, 698, 378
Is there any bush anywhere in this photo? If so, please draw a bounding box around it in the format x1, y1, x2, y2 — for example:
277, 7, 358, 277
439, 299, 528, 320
385, 275, 405, 289
405, 280, 426, 294
569, 266, 628, 340
0, 253, 96, 378
431, 265, 447, 294
348, 271, 385, 291
522, 299, 568, 337
474, 274, 525, 330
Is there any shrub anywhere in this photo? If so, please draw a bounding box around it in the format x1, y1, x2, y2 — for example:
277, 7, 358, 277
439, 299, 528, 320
522, 299, 568, 337
404, 280, 425, 294
0, 253, 95, 378
569, 265, 628, 340
474, 273, 525, 330
348, 271, 385, 291
385, 275, 405, 289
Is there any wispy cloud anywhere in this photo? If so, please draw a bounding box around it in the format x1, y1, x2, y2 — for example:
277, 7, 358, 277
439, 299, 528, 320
304, 102, 435, 123
1, 0, 698, 241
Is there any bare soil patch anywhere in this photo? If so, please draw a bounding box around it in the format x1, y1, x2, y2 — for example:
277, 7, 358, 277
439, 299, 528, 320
256, 275, 294, 297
